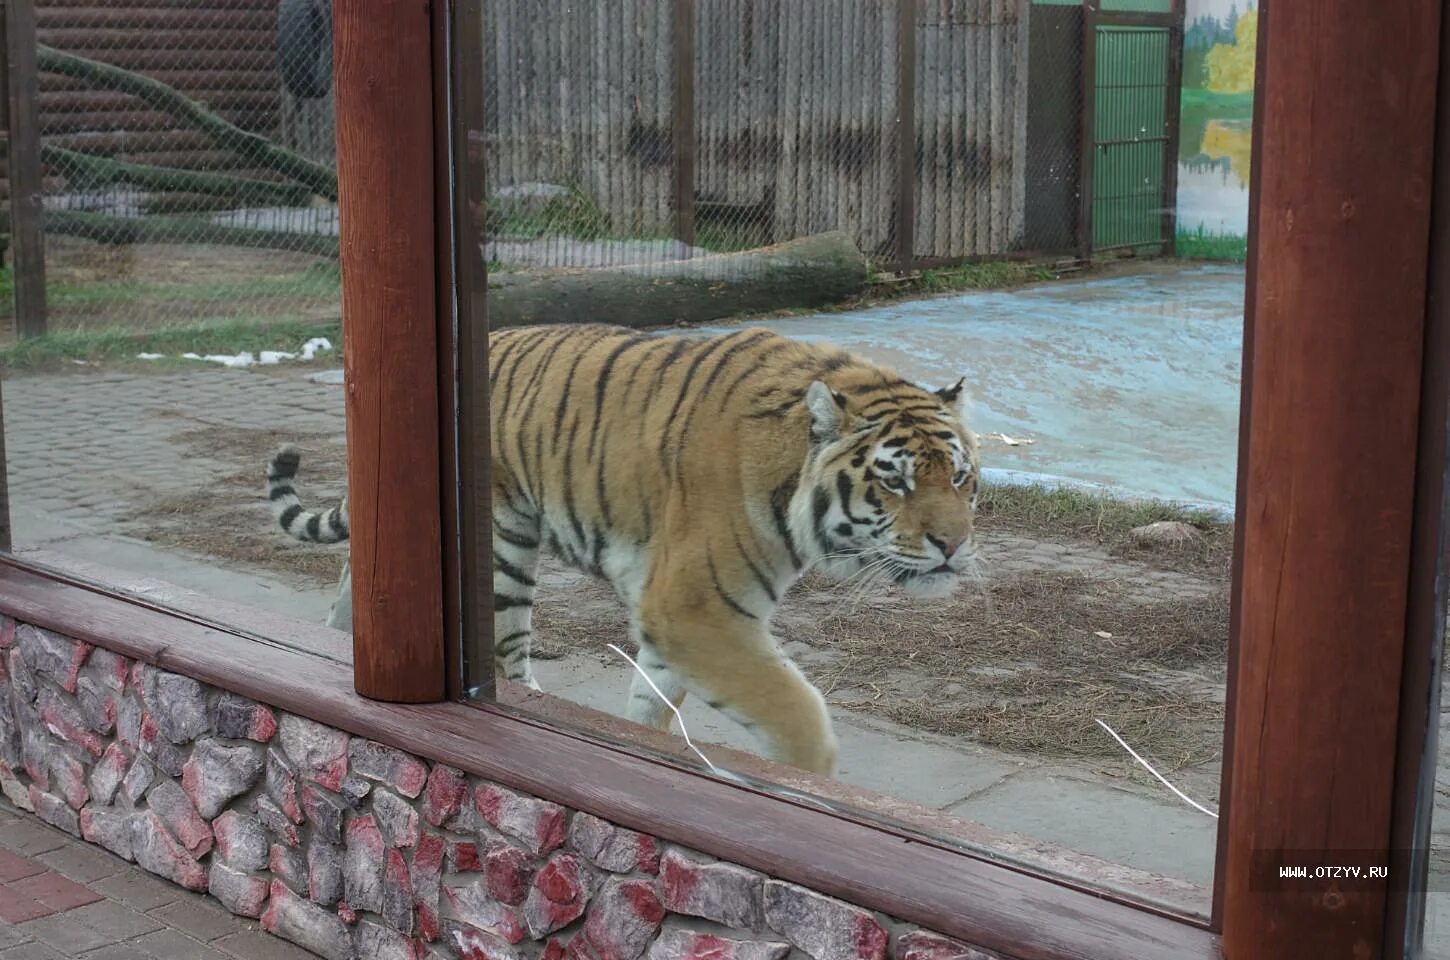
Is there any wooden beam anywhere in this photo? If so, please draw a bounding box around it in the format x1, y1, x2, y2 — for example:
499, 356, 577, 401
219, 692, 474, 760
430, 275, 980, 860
333, 0, 445, 703
1218, 0, 1443, 954
3, 0, 47, 338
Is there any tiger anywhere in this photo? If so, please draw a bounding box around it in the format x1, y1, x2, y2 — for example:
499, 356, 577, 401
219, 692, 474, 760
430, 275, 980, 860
266, 323, 980, 777
265, 447, 353, 633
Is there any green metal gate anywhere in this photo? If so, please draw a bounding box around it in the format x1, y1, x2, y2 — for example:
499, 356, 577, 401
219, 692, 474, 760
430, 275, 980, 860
1080, 1, 1185, 255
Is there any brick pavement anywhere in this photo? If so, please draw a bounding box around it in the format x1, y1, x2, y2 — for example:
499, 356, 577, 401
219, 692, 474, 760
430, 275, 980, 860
0, 797, 319, 959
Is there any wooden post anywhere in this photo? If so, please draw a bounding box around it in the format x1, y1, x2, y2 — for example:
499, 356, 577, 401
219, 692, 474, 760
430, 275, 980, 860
1075, 0, 1096, 262
334, 0, 446, 703
1218, 0, 1443, 954
3, 0, 46, 339
671, 0, 696, 247
893, 0, 915, 272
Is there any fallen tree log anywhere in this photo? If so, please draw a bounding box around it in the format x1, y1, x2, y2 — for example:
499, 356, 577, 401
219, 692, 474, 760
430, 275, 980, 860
40, 145, 313, 207
44, 208, 339, 258
485, 230, 869, 329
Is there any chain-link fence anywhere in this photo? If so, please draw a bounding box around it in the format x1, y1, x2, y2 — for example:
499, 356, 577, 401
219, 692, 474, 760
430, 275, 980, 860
1, 0, 340, 340
481, 0, 1092, 283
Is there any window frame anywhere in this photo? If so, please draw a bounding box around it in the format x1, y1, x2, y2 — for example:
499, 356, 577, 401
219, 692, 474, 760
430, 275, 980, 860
0, 0, 1444, 957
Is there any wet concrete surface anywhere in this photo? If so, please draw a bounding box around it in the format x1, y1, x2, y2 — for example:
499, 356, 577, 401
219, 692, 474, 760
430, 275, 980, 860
699, 262, 1246, 509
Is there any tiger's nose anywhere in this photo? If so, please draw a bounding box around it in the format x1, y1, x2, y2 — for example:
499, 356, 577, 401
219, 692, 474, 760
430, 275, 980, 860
928, 534, 968, 558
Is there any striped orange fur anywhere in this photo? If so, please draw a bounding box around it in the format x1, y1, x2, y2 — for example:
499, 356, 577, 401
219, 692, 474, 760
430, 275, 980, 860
269, 323, 981, 776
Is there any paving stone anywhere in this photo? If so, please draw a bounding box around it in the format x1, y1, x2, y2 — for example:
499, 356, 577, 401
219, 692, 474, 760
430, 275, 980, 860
18, 899, 162, 954
148, 894, 244, 941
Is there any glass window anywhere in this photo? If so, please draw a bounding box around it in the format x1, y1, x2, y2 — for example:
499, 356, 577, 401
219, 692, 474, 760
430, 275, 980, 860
452, 0, 1244, 916
1, 1, 347, 646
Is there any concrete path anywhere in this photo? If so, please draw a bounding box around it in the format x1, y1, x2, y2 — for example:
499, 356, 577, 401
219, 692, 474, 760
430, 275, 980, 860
0, 797, 313, 959
699, 261, 1246, 508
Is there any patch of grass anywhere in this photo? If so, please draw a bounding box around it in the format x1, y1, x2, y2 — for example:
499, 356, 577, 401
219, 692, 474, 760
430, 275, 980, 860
0, 316, 341, 372
976, 480, 1233, 575
489, 185, 612, 241
1175, 225, 1247, 262
906, 260, 1057, 294
44, 264, 340, 310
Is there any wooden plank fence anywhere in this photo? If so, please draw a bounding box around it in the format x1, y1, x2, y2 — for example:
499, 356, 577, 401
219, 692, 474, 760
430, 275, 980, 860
483, 0, 1030, 264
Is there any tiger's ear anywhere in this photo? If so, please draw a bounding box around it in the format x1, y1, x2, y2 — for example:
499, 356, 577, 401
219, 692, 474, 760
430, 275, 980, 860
935, 377, 968, 416
805, 380, 848, 444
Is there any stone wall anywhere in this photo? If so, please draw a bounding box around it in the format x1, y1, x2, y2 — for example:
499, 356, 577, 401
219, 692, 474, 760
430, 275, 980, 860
0, 618, 1001, 960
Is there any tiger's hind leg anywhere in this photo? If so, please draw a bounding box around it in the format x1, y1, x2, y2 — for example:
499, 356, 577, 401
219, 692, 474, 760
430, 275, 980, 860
492, 500, 544, 692
326, 558, 352, 633
623, 627, 688, 733
641, 611, 838, 776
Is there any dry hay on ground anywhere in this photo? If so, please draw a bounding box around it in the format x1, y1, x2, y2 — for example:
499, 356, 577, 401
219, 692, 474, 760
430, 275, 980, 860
119, 419, 1231, 769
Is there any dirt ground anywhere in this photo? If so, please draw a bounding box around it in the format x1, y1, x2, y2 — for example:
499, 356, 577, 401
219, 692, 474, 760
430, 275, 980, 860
121, 418, 1234, 776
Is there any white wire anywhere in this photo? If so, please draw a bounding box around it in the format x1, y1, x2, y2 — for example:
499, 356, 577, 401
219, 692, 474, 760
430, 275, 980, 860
1094, 717, 1219, 819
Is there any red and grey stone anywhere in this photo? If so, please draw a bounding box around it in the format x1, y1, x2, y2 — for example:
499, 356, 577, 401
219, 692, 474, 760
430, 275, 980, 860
146, 778, 214, 857
138, 713, 188, 777
215, 692, 278, 743
762, 881, 888, 960
444, 878, 528, 944
261, 880, 354, 960
209, 859, 270, 919
658, 850, 765, 932
8, 648, 37, 704
341, 775, 372, 809
0, 763, 28, 811
79, 806, 133, 860
146, 671, 211, 744
373, 788, 421, 848
308, 840, 345, 906
213, 810, 271, 873
38, 685, 105, 758
15, 625, 90, 694
569, 813, 660, 874
412, 833, 446, 942
271, 842, 309, 892
87, 648, 130, 691
278, 714, 350, 791
29, 786, 79, 835
895, 931, 1000, 960
182, 738, 265, 819
523, 851, 596, 938
302, 782, 348, 844
444, 920, 523, 960
115, 694, 143, 753
422, 764, 468, 828
383, 848, 414, 934
343, 814, 386, 914
349, 738, 429, 799
120, 755, 156, 806
47, 746, 90, 810
255, 794, 301, 847
645, 930, 791, 960
353, 919, 419, 960
266, 747, 305, 825
75, 676, 118, 736
484, 842, 534, 906
88, 743, 129, 806
129, 809, 208, 891
475, 782, 568, 856
572, 878, 666, 960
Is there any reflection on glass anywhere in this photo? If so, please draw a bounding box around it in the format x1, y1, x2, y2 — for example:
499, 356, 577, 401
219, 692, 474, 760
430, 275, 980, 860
2, 5, 347, 645
457, 0, 1237, 915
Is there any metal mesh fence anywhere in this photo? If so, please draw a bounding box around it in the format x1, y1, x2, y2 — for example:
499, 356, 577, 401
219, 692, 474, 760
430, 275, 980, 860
479, 0, 1088, 286
3, 0, 340, 339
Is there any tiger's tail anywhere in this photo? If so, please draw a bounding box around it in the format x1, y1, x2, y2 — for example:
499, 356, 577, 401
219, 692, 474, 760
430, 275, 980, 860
266, 445, 349, 543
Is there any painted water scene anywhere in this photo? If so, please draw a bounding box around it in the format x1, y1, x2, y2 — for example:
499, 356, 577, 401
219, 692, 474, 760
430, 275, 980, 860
1176, 0, 1256, 261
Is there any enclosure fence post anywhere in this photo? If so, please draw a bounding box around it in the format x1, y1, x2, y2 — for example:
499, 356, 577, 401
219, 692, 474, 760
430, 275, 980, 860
334, 0, 447, 703
3, 0, 46, 339
893, 0, 916, 273
671, 0, 696, 247
1161, 0, 1185, 256
1076, 0, 1096, 263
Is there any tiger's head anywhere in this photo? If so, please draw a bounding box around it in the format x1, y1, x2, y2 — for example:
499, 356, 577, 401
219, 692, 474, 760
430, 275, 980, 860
790, 376, 980, 599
